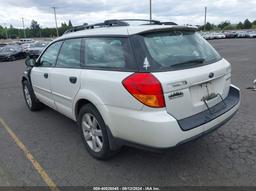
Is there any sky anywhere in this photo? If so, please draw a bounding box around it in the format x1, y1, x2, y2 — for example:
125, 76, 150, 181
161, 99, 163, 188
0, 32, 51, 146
0, 0, 255, 28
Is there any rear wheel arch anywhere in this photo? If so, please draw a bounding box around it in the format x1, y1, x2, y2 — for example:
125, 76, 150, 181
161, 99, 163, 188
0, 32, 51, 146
75, 99, 122, 154
74, 92, 109, 122
75, 99, 93, 120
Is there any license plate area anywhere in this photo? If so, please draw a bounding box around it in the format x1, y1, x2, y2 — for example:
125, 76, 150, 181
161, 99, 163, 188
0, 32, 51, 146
202, 93, 226, 114
190, 82, 216, 105
190, 79, 224, 110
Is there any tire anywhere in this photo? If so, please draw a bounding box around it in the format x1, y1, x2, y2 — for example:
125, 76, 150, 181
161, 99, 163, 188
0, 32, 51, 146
78, 103, 113, 160
22, 80, 43, 111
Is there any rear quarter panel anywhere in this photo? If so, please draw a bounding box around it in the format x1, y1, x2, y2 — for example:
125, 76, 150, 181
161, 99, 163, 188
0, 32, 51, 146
73, 70, 143, 127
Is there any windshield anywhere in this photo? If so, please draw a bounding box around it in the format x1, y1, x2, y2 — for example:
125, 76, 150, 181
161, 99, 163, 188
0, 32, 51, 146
142, 31, 222, 71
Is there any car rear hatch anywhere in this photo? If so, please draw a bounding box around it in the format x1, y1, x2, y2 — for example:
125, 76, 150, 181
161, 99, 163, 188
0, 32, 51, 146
132, 27, 232, 123
154, 58, 231, 120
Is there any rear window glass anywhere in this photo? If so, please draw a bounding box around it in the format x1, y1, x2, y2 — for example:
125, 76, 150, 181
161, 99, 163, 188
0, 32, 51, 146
84, 38, 136, 71
141, 31, 222, 71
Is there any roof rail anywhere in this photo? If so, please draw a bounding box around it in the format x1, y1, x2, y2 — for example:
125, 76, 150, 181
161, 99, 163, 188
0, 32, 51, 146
64, 23, 89, 34
160, 22, 178, 26
118, 19, 161, 25
104, 20, 129, 26
64, 20, 128, 34
117, 19, 177, 26
64, 19, 178, 34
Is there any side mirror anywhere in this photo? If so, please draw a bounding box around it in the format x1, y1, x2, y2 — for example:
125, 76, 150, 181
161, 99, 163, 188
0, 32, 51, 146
25, 57, 36, 67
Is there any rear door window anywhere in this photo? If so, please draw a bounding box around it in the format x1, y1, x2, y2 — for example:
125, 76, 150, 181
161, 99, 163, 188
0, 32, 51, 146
56, 38, 81, 68
84, 38, 137, 71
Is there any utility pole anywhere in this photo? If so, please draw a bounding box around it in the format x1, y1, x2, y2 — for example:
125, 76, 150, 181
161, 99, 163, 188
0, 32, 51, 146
22, 18, 26, 38
3, 23, 8, 39
149, 0, 152, 22
52, 6, 59, 37
204, 6, 207, 31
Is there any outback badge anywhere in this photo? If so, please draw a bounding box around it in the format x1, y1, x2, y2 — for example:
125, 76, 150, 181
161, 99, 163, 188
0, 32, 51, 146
168, 91, 184, 99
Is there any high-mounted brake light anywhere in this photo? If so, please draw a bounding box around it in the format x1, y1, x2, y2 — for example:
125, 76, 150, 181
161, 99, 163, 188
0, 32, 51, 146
122, 73, 166, 108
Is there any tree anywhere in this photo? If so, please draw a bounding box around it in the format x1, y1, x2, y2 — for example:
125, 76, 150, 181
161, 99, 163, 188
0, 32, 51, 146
243, 19, 252, 29
68, 20, 73, 27
30, 20, 40, 37
58, 22, 71, 36
252, 20, 256, 25
218, 21, 231, 30
61, 22, 68, 28
237, 22, 244, 29
198, 22, 216, 31
223, 24, 236, 30
30, 20, 40, 30
8, 26, 19, 39
205, 22, 213, 31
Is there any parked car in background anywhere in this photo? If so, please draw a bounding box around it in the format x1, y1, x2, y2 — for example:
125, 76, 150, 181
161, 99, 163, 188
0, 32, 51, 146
21, 42, 34, 53
224, 31, 237, 38
237, 31, 247, 38
27, 42, 48, 58
212, 32, 226, 39
248, 31, 256, 38
200, 32, 214, 40
19, 38, 34, 44
0, 45, 26, 61
0, 43, 7, 47
200, 32, 225, 40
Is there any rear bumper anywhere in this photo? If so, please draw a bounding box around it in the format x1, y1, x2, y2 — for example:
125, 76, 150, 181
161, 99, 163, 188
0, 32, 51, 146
107, 85, 240, 150
178, 85, 240, 131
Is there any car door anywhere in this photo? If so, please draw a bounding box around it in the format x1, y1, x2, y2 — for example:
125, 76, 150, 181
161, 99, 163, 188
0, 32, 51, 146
50, 38, 82, 119
31, 41, 62, 109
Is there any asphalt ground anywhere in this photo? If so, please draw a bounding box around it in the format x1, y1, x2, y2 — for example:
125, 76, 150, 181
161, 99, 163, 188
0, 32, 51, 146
0, 39, 255, 188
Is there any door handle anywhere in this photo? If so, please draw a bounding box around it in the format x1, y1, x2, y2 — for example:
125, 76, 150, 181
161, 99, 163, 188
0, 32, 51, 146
44, 73, 48, 79
69, 76, 77, 84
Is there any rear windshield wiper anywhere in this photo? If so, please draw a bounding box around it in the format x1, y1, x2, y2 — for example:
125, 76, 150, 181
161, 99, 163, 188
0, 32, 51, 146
171, 58, 205, 68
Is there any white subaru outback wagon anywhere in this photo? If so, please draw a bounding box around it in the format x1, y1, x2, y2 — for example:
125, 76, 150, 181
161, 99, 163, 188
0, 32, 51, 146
22, 20, 240, 159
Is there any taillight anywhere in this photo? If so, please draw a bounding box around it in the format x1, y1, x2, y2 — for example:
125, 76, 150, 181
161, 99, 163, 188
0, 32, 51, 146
122, 73, 166, 108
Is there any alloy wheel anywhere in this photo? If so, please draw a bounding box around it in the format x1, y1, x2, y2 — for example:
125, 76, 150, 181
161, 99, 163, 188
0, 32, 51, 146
24, 85, 32, 108
82, 113, 103, 152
